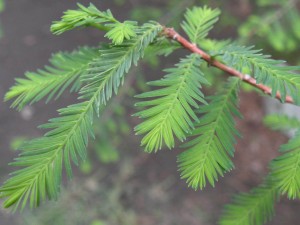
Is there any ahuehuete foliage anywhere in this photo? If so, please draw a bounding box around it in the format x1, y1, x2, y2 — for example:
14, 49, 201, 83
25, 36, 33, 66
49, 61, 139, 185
2, 3, 300, 225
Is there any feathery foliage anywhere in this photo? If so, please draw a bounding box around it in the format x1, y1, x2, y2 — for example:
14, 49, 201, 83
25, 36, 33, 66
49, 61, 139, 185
51, 3, 116, 34
80, 22, 162, 113
178, 78, 241, 190
218, 45, 300, 104
0, 101, 94, 210
263, 114, 300, 131
219, 182, 277, 225
51, 3, 137, 45
104, 21, 137, 45
5, 47, 99, 110
134, 54, 209, 152
181, 6, 220, 43
270, 129, 300, 199
2, 3, 300, 224
0, 22, 161, 210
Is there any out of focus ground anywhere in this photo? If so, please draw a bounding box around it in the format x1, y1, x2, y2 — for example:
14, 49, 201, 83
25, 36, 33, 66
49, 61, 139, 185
0, 1, 300, 225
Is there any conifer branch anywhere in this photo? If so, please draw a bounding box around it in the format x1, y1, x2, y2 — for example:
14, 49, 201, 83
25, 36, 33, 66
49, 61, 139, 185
162, 27, 294, 104
219, 180, 278, 225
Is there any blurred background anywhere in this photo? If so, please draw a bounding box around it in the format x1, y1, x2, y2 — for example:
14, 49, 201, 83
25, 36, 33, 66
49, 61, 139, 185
0, 0, 300, 224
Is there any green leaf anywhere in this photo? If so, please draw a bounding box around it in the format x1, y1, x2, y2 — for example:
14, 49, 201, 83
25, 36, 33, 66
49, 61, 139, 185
134, 53, 209, 152
264, 114, 300, 131
105, 21, 137, 45
0, 0, 4, 12
51, 3, 117, 34
181, 6, 220, 43
0, 22, 161, 210
218, 44, 300, 104
270, 129, 300, 199
219, 181, 277, 225
178, 78, 241, 190
51, 3, 140, 45
5, 47, 100, 110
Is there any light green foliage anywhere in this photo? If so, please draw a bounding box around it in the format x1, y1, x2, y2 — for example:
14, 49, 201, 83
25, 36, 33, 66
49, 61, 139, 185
270, 130, 300, 199
178, 78, 241, 190
181, 6, 220, 43
134, 54, 209, 152
51, 3, 116, 34
219, 45, 300, 104
219, 182, 277, 225
0, 21, 161, 210
264, 114, 300, 131
239, 1, 300, 53
2, 3, 300, 224
105, 21, 137, 45
51, 3, 137, 45
5, 47, 99, 110
0, 101, 94, 210
0, 0, 4, 12
80, 22, 162, 113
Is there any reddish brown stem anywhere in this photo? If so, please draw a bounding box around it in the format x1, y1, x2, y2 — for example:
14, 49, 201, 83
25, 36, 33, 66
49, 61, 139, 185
163, 27, 294, 104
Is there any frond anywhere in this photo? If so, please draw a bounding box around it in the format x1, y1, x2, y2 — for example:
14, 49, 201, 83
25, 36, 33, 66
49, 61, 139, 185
0, 101, 93, 210
219, 45, 300, 104
5, 47, 99, 111
181, 6, 220, 43
134, 54, 209, 152
0, 22, 161, 210
80, 22, 162, 113
51, 3, 137, 45
270, 129, 300, 199
219, 182, 277, 225
178, 77, 241, 190
105, 21, 138, 45
51, 3, 117, 34
264, 114, 300, 131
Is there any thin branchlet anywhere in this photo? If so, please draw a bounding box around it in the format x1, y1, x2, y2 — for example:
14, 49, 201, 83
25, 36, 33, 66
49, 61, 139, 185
162, 27, 294, 104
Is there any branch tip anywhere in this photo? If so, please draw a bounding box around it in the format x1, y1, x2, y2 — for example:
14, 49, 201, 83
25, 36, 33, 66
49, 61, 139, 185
161, 26, 295, 104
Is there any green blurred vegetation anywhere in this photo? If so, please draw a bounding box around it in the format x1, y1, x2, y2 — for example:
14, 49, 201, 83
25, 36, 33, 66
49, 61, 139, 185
18, 160, 138, 225
0, 0, 4, 38
238, 0, 300, 58
0, 0, 4, 12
